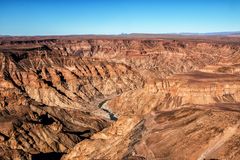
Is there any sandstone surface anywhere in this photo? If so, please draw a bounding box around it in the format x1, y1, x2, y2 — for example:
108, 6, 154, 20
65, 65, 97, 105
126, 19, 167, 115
0, 35, 240, 159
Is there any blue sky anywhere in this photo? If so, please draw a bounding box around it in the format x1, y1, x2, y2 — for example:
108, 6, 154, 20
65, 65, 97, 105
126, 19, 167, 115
0, 0, 240, 35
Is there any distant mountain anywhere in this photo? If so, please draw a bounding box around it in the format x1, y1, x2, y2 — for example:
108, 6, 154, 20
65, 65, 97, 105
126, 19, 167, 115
0, 31, 240, 38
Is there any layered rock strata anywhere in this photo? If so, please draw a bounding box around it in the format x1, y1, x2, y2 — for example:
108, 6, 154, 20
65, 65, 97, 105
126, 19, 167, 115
0, 37, 240, 159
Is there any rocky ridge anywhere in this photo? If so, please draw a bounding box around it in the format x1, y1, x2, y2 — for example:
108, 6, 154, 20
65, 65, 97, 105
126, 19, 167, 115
0, 37, 240, 159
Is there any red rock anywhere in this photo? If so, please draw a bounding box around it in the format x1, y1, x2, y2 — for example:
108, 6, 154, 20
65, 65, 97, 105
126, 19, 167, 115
0, 35, 240, 160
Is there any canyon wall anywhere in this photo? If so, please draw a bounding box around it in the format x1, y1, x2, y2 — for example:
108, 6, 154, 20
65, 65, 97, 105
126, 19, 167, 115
0, 37, 240, 159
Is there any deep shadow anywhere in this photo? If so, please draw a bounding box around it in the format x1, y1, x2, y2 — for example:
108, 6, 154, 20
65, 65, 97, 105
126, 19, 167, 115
64, 129, 93, 139
39, 114, 55, 125
32, 152, 64, 160
27, 113, 55, 125
10, 52, 28, 62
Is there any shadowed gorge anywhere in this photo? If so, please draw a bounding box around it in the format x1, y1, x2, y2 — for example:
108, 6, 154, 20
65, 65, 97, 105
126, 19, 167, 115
0, 35, 240, 159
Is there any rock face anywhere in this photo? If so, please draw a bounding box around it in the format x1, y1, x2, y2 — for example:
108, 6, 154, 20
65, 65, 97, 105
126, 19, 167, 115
0, 36, 240, 159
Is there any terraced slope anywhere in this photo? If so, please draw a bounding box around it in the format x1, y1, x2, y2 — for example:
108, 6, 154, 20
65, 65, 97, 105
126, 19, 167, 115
0, 37, 240, 159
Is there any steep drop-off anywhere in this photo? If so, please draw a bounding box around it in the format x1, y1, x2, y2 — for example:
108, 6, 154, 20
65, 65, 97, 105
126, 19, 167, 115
0, 36, 240, 160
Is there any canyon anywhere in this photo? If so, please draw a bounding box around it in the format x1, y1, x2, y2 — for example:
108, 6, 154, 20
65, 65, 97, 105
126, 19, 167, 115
0, 35, 240, 160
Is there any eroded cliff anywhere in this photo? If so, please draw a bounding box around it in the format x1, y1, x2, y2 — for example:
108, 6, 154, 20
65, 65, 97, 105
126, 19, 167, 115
0, 36, 240, 160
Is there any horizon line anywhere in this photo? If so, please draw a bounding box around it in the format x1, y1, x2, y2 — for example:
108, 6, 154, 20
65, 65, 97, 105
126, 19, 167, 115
1, 31, 240, 37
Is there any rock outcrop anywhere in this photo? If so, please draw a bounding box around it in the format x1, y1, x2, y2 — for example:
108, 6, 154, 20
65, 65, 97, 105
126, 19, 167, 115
0, 36, 240, 159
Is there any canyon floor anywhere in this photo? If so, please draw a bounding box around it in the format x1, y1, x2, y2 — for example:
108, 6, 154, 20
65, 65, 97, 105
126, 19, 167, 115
0, 35, 240, 160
